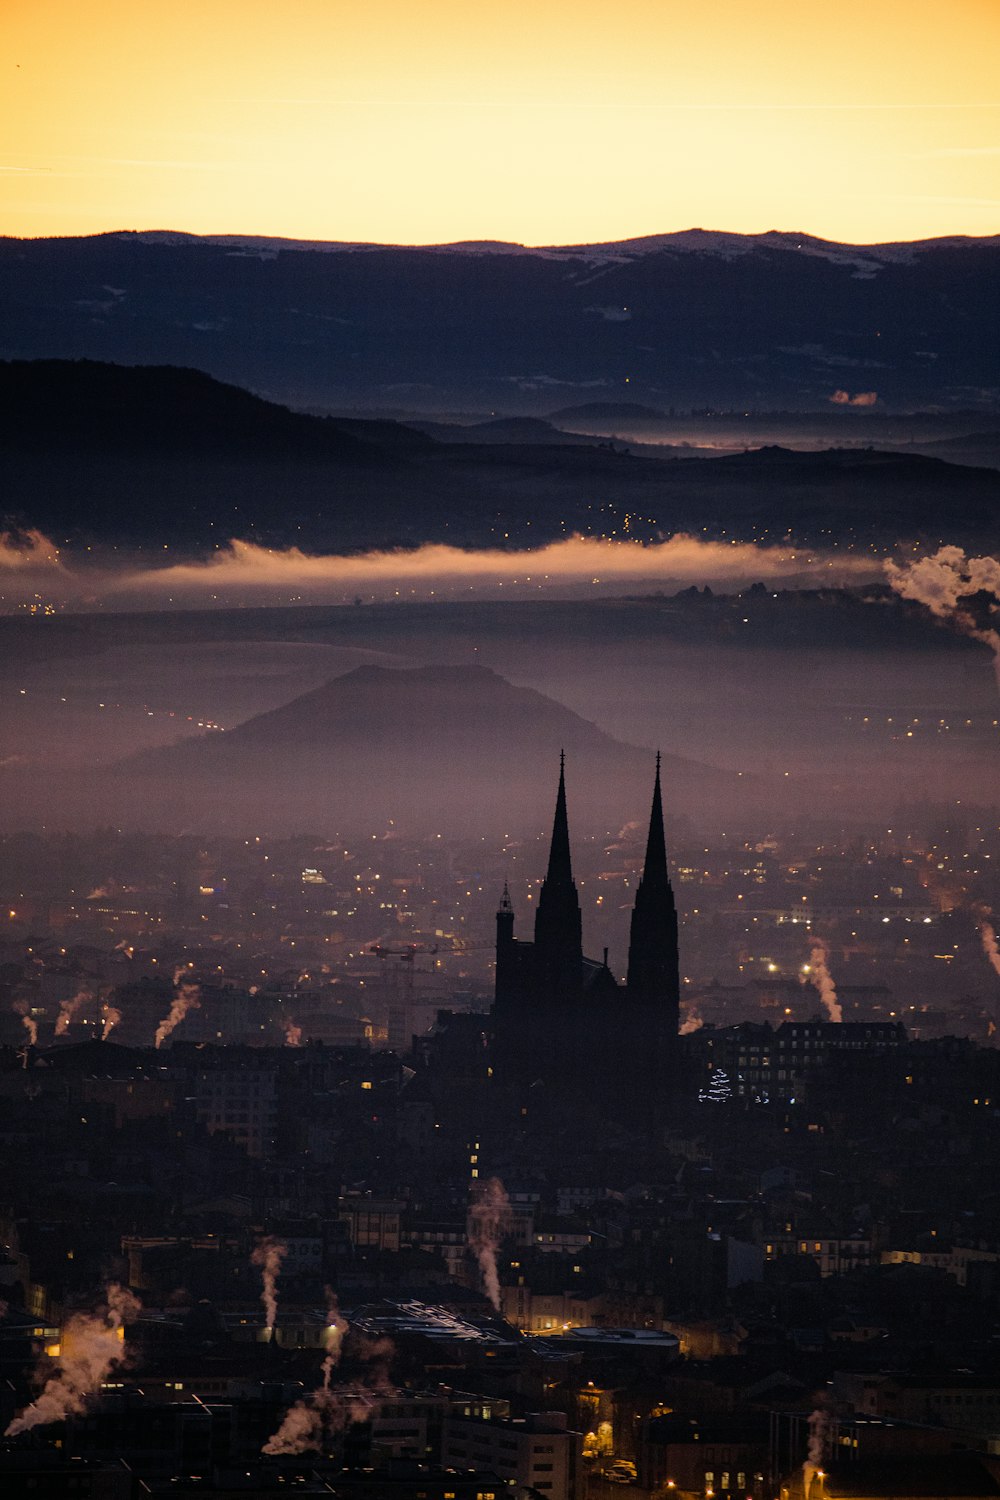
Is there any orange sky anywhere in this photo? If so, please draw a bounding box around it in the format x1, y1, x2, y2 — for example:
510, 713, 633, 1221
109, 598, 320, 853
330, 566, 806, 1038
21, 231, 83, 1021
3, 0, 999, 245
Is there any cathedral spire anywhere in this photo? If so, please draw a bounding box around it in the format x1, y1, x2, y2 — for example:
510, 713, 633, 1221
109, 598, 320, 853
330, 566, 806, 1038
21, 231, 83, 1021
545, 749, 573, 886
626, 756, 680, 1043
534, 751, 583, 988
641, 751, 669, 889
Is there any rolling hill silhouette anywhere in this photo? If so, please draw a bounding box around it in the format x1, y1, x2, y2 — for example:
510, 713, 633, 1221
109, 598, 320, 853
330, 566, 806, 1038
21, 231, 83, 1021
117, 664, 754, 835
2, 361, 998, 552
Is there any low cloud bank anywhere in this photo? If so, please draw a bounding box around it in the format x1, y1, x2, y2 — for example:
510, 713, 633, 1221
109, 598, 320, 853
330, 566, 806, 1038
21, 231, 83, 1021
0, 532, 876, 611
0, 529, 887, 611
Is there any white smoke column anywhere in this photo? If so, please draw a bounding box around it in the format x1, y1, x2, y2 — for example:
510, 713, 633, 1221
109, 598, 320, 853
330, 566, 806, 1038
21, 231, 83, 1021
468, 1176, 511, 1312
263, 1308, 389, 1458
679, 1006, 703, 1035
251, 1236, 288, 1338
4, 1284, 141, 1435
154, 968, 201, 1049
12, 999, 38, 1047
101, 1002, 123, 1041
283, 1019, 303, 1047
55, 985, 93, 1037
802, 1405, 830, 1496
807, 938, 843, 1023
351, 1333, 395, 1395
884, 546, 1000, 687
262, 1398, 324, 1455
262, 1375, 370, 1456
323, 1288, 348, 1370
973, 905, 1000, 981
328, 1333, 396, 1427
980, 920, 1000, 980
317, 1290, 350, 1398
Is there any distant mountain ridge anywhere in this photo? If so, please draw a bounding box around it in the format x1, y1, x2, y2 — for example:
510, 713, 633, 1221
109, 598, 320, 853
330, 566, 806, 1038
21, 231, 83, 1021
2, 229, 997, 413
2, 360, 998, 552
108, 226, 1000, 268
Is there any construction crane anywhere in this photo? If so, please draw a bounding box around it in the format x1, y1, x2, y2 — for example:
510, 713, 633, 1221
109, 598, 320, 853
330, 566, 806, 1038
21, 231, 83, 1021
367, 942, 438, 962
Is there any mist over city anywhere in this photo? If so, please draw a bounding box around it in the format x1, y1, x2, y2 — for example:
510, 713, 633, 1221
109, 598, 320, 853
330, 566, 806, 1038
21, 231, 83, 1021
2, 3, 1000, 1498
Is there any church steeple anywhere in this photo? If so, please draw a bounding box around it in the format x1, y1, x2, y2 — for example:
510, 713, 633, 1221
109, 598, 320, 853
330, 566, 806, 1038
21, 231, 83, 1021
534, 751, 583, 992
626, 754, 680, 1032
495, 879, 517, 1004
641, 752, 669, 890
545, 751, 573, 886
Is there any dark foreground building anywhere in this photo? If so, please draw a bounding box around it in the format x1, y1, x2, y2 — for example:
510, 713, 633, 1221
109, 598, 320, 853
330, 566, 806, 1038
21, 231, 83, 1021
492, 755, 679, 1121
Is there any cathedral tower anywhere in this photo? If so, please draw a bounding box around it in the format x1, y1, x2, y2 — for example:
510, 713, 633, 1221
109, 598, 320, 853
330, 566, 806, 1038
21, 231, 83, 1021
626, 752, 680, 1043
533, 752, 583, 999
491, 754, 681, 1115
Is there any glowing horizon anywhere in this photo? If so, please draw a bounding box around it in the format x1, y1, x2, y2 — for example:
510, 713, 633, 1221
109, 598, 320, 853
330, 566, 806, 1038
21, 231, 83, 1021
3, 0, 999, 247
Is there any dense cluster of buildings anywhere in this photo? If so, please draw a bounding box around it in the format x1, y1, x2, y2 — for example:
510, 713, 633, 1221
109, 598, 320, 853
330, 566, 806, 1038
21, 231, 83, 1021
2, 801, 998, 1058
0, 770, 999, 1496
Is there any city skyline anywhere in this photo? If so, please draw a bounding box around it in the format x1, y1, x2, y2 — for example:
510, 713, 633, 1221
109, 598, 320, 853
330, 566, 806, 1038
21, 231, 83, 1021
2, 5, 1000, 1492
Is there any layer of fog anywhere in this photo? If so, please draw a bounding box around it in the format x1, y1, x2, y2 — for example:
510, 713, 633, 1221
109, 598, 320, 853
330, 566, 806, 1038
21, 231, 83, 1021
0, 533, 995, 835
0, 530, 878, 613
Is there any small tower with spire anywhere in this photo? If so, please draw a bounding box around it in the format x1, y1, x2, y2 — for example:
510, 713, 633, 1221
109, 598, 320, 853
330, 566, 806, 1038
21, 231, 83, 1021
495, 880, 516, 1004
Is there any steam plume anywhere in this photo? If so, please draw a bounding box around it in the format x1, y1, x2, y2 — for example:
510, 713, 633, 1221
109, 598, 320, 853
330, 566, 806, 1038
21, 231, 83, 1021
802, 1405, 830, 1495
262, 1398, 324, 1455
251, 1235, 288, 1336
263, 1293, 349, 1453
154, 968, 201, 1048
468, 1176, 511, 1312
263, 1378, 375, 1456
55, 985, 93, 1037
4, 1284, 140, 1435
323, 1288, 349, 1368
350, 1333, 395, 1400
973, 905, 1000, 981
12, 999, 38, 1046
101, 1001, 123, 1040
885, 546, 1000, 686
807, 937, 842, 1022
325, 1331, 394, 1429
679, 1005, 704, 1035
283, 1019, 303, 1046
262, 1298, 394, 1457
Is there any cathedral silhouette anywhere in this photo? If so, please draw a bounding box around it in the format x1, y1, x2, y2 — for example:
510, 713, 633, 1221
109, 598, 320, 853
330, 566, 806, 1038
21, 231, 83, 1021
492, 754, 679, 1119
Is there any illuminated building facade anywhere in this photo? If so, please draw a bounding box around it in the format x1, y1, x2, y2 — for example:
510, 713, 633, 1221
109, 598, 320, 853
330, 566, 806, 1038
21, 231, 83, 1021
493, 755, 679, 1118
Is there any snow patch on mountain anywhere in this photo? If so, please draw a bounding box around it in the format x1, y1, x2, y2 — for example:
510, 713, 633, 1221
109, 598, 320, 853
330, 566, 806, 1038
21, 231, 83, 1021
112, 226, 1000, 274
